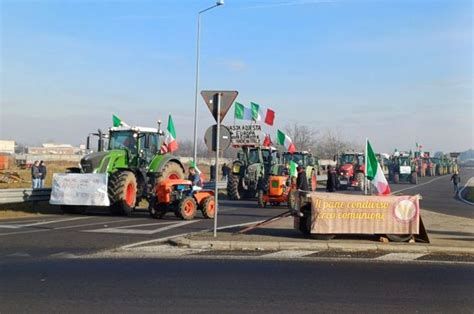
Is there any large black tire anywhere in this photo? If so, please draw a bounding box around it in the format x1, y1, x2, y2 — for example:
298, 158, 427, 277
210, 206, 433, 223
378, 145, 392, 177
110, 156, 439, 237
411, 172, 418, 185
298, 207, 335, 240
393, 173, 400, 184
201, 196, 215, 219
355, 172, 365, 191
257, 190, 266, 208
158, 161, 185, 181
386, 234, 412, 242
177, 196, 197, 220
108, 170, 137, 216
227, 174, 242, 200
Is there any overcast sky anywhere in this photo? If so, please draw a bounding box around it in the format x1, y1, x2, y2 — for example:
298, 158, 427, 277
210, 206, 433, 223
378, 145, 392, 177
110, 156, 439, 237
1, 0, 472, 153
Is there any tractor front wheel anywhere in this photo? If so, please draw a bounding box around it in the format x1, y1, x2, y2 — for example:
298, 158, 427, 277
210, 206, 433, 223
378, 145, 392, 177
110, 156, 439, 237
355, 172, 365, 191
108, 171, 137, 216
178, 197, 197, 220
227, 174, 242, 200
201, 196, 215, 219
159, 161, 185, 181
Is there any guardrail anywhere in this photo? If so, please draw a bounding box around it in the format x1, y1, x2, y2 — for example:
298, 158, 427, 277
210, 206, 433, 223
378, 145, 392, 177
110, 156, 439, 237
0, 188, 52, 204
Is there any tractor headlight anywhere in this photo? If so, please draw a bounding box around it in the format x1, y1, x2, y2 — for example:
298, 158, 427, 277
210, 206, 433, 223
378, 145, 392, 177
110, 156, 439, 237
233, 164, 241, 174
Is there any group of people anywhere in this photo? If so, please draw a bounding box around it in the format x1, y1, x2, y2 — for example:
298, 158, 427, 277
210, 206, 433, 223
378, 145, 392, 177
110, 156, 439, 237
31, 160, 47, 189
209, 163, 230, 182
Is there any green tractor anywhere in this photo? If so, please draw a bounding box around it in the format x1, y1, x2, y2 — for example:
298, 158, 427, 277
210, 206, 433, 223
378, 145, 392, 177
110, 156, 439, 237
227, 146, 281, 200
282, 151, 320, 191
60, 124, 185, 215
389, 153, 417, 184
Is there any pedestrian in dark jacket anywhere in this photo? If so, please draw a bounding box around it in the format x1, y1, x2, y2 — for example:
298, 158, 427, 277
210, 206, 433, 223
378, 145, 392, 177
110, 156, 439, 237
296, 166, 309, 191
210, 164, 216, 181
221, 163, 229, 180
326, 165, 337, 192
451, 171, 461, 195
31, 160, 41, 189
39, 160, 47, 188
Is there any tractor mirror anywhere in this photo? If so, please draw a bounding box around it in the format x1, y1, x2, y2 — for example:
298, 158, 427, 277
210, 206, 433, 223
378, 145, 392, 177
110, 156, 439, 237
86, 136, 90, 150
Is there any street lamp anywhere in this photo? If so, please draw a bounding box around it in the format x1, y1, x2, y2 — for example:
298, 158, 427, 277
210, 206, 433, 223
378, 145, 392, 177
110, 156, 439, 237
192, 0, 225, 164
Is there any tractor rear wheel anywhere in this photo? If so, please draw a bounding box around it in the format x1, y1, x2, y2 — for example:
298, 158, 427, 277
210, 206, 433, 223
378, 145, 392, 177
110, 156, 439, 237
178, 196, 197, 220
257, 190, 266, 208
108, 170, 137, 216
386, 234, 412, 242
355, 172, 365, 191
393, 173, 400, 184
201, 196, 215, 219
159, 161, 185, 181
227, 174, 242, 200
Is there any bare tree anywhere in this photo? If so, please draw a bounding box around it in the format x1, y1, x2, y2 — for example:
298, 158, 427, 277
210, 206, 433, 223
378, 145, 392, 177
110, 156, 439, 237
284, 123, 319, 152
314, 129, 358, 159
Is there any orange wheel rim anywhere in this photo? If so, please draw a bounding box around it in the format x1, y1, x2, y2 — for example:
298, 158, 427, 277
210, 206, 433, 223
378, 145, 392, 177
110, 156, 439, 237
169, 173, 179, 179
125, 183, 135, 206
184, 200, 194, 215
207, 200, 215, 215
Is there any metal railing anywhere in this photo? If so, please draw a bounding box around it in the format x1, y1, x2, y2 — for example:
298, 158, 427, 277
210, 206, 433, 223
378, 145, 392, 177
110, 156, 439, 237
0, 188, 52, 204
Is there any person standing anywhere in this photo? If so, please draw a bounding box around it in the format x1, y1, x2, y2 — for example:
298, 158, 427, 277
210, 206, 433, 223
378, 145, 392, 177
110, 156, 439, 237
451, 171, 461, 195
326, 165, 337, 192
188, 167, 203, 189
221, 163, 229, 181
210, 163, 216, 181
39, 160, 47, 188
31, 160, 40, 189
296, 166, 309, 191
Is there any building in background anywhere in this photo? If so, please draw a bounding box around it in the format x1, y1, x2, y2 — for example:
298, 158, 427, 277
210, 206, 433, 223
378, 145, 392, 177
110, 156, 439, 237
27, 143, 82, 155
0, 140, 15, 155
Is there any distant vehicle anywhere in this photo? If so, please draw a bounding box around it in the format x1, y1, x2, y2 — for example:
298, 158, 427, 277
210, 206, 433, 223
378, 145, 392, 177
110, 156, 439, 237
389, 153, 417, 184
335, 152, 365, 191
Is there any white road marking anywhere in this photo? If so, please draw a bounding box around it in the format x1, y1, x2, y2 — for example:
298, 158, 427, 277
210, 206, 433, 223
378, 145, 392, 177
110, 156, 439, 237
6, 252, 32, 258
0, 216, 92, 229
458, 177, 474, 206
391, 176, 447, 194
54, 219, 146, 230
262, 250, 317, 259
84, 220, 199, 235
376, 253, 426, 261
120, 219, 266, 249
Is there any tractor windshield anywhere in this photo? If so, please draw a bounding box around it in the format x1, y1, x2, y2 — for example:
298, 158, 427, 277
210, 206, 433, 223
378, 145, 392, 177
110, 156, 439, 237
339, 154, 355, 165
248, 149, 260, 164
284, 153, 305, 166
109, 131, 137, 153
399, 157, 410, 166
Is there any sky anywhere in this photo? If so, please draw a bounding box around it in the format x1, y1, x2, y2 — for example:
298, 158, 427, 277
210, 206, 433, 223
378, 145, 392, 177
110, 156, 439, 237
0, 0, 472, 153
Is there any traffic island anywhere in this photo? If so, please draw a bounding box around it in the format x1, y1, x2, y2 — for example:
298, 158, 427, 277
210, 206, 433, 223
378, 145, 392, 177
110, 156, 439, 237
169, 208, 474, 255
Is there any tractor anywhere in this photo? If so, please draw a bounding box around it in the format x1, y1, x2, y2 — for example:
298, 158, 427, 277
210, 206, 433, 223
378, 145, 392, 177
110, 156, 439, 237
58, 123, 185, 215
257, 174, 294, 208
282, 151, 320, 191
227, 146, 281, 200
389, 153, 417, 184
335, 152, 366, 191
431, 157, 443, 175
149, 179, 215, 220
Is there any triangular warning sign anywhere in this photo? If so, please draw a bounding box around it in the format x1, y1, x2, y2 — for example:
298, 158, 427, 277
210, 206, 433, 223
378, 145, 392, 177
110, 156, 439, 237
201, 90, 238, 122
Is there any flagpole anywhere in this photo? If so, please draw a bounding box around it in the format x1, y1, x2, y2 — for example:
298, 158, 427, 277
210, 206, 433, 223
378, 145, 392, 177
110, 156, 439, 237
364, 138, 368, 195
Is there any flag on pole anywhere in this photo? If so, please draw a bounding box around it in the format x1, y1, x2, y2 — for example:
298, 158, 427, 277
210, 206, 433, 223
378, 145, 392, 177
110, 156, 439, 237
234, 102, 253, 121
365, 139, 391, 195
262, 134, 272, 147
112, 114, 129, 127
250, 102, 275, 126
276, 130, 296, 153
160, 115, 178, 153
289, 160, 298, 177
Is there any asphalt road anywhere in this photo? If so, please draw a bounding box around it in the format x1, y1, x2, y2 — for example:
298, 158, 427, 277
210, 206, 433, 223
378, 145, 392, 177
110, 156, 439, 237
0, 258, 472, 313
0, 167, 472, 260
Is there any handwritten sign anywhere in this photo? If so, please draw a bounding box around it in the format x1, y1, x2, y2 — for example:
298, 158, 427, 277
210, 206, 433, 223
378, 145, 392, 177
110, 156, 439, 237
229, 124, 261, 146
50, 173, 110, 206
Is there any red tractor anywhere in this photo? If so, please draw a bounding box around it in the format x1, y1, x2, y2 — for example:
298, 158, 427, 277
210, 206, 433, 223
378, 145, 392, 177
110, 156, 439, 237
149, 179, 215, 220
336, 152, 366, 191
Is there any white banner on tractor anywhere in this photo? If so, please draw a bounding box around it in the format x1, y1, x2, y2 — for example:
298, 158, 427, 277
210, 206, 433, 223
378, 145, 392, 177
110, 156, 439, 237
50, 173, 110, 206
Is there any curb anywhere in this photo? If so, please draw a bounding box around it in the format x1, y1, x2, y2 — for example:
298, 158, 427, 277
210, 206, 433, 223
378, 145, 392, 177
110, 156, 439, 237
168, 237, 474, 255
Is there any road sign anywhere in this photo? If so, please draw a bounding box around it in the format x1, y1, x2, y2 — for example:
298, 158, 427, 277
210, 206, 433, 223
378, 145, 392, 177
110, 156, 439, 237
204, 124, 231, 152
201, 90, 238, 122
229, 124, 262, 146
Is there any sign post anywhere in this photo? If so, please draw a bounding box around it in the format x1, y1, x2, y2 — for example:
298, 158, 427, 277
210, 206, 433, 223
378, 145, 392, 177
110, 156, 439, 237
201, 90, 238, 237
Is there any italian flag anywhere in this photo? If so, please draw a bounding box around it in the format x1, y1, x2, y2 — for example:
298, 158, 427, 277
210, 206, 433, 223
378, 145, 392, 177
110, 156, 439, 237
262, 133, 272, 147
276, 130, 296, 153
234, 102, 253, 121
250, 102, 275, 126
365, 140, 391, 195
112, 114, 129, 127
289, 160, 298, 177
160, 115, 178, 153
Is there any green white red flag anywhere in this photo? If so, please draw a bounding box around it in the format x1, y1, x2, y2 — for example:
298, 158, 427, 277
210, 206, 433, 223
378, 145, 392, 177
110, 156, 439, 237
250, 102, 275, 126
160, 115, 178, 153
234, 102, 253, 121
112, 114, 129, 127
276, 130, 296, 153
365, 139, 391, 195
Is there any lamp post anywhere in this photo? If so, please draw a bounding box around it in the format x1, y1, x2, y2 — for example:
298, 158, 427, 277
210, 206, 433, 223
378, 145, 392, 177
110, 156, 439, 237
192, 0, 225, 164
